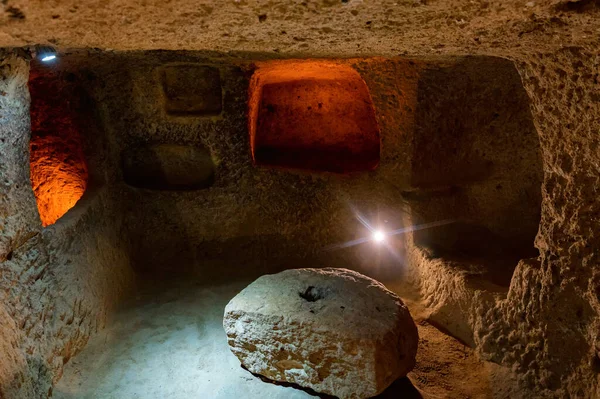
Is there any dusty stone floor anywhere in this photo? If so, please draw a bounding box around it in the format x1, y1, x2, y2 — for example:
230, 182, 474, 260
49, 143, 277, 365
54, 277, 493, 399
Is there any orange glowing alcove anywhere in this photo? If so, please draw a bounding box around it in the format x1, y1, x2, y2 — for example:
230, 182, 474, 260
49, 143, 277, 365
248, 61, 380, 173
29, 69, 88, 227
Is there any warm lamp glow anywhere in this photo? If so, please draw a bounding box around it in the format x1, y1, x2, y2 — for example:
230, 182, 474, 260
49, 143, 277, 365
248, 60, 380, 173
29, 70, 88, 227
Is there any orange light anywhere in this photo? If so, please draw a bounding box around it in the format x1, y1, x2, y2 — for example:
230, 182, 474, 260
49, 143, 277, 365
248, 60, 380, 173
29, 70, 88, 227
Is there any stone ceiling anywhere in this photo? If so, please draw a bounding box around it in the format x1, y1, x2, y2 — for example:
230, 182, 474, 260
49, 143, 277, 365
0, 0, 599, 57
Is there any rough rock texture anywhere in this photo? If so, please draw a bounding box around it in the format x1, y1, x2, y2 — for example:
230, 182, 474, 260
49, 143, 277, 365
224, 268, 418, 399
0, 51, 135, 398
410, 46, 600, 398
0, 1, 599, 398
0, 0, 598, 57
2, 49, 589, 397
478, 48, 600, 398
53, 52, 540, 287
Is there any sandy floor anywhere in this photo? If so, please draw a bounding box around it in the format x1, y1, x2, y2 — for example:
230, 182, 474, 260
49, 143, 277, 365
54, 278, 493, 399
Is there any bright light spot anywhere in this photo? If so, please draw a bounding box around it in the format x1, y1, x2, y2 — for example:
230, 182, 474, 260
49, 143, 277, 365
372, 230, 386, 243
40, 55, 57, 62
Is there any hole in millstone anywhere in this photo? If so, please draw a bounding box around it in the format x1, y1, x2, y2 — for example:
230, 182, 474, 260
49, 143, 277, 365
299, 286, 325, 302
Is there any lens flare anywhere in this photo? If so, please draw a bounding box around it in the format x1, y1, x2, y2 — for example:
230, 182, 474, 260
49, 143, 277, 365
323, 211, 455, 252
372, 230, 386, 243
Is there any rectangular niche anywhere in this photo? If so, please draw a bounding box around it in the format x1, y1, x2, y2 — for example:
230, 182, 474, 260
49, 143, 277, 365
248, 61, 380, 173
122, 144, 215, 190
160, 64, 222, 116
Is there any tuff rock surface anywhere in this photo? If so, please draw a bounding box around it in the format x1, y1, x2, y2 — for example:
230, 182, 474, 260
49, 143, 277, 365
1, 1, 599, 397
223, 268, 418, 399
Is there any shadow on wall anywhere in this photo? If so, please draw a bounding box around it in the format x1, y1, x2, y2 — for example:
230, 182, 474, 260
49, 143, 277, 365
406, 57, 543, 276
28, 63, 88, 227
122, 144, 215, 190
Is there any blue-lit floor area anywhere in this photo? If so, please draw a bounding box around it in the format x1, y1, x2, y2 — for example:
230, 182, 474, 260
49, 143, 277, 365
53, 278, 492, 399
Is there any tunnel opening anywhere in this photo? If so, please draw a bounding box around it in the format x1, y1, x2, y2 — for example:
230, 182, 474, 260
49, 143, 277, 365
28, 63, 89, 227
406, 57, 543, 287
248, 61, 380, 174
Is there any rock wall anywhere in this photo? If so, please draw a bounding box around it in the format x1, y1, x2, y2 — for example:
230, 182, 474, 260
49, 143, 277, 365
412, 46, 600, 398
57, 52, 538, 285
476, 47, 600, 398
0, 51, 37, 398
0, 51, 135, 398
0, 30, 598, 399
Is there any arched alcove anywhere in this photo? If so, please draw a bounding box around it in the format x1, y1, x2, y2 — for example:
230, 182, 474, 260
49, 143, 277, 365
29, 66, 88, 227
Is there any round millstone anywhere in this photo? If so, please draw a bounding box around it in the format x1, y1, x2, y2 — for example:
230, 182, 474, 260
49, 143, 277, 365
223, 268, 418, 399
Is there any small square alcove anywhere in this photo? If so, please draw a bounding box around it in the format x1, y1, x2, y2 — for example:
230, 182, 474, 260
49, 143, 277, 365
248, 61, 380, 174
160, 64, 222, 116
